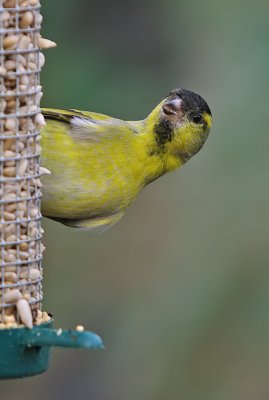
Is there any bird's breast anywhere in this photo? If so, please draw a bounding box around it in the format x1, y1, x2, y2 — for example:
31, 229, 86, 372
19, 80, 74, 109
41, 141, 145, 220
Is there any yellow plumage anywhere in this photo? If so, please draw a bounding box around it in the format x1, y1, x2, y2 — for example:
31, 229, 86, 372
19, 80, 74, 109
40, 89, 212, 229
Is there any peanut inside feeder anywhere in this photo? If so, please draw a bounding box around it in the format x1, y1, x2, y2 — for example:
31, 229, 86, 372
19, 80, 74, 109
0, 0, 50, 329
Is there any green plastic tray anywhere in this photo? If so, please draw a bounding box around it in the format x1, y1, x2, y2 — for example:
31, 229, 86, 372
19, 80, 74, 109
0, 320, 103, 379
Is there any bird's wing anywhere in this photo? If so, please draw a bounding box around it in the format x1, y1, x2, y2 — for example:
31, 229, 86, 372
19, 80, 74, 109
42, 108, 112, 122
42, 108, 128, 142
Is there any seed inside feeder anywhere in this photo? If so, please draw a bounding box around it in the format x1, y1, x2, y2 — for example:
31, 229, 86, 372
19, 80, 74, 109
0, 0, 55, 329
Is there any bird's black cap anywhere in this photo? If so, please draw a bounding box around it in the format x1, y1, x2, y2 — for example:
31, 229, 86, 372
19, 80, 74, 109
168, 88, 212, 117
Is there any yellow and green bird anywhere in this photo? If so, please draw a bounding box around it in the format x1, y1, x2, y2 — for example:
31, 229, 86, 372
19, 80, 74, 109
40, 88, 212, 230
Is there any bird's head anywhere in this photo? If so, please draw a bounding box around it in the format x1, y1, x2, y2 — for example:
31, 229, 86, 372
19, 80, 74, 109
148, 88, 212, 167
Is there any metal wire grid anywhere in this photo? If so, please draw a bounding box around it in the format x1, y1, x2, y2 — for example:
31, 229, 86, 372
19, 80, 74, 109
0, 0, 43, 325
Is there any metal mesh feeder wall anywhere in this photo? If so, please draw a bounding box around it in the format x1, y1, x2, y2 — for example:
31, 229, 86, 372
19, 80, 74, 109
0, 0, 103, 379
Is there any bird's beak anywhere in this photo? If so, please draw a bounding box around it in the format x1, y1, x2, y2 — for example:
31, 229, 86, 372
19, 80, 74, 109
162, 98, 183, 115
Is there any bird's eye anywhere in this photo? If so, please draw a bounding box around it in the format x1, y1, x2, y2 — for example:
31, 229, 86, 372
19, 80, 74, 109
191, 114, 203, 124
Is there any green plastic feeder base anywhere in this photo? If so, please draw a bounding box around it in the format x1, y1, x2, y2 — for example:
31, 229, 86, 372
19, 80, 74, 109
0, 320, 103, 379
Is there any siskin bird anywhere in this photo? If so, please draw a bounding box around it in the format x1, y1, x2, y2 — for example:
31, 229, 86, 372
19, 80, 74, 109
40, 88, 212, 230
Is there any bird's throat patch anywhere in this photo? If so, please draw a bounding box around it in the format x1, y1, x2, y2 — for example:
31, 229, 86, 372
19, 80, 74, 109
154, 119, 173, 148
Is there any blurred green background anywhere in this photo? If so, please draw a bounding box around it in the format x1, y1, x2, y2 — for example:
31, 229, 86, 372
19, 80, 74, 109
2, 0, 269, 398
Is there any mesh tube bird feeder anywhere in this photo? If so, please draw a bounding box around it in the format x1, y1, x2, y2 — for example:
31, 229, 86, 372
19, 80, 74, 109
0, 0, 103, 379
